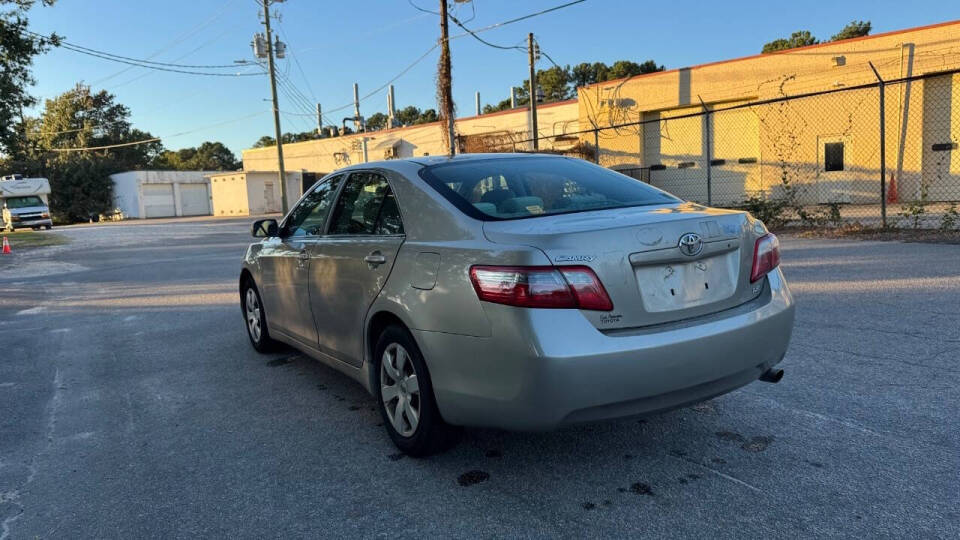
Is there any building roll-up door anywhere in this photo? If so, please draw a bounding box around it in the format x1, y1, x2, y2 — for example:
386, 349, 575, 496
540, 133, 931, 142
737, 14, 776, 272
180, 183, 211, 216
142, 183, 176, 218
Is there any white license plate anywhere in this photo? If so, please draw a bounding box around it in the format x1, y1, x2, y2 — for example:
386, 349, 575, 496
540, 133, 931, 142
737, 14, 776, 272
634, 251, 739, 312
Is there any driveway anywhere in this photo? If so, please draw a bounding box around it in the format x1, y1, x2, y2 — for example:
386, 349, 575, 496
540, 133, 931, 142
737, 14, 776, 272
1, 218, 957, 538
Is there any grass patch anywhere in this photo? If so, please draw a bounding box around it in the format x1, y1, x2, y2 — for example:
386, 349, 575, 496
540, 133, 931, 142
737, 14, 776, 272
1, 230, 69, 250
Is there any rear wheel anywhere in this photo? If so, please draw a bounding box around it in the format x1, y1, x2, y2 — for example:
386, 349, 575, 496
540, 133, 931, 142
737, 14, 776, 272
241, 279, 277, 353
44, 225, 52, 230
375, 325, 459, 456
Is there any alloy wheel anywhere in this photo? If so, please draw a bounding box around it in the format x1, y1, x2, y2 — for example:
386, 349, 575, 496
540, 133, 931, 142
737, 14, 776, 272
245, 287, 262, 342
380, 343, 420, 437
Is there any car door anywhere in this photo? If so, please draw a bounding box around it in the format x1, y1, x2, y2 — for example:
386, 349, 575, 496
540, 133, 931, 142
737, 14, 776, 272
258, 174, 344, 345
306, 171, 405, 367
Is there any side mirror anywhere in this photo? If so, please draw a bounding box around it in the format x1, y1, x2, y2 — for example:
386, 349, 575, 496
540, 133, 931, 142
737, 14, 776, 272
251, 218, 279, 238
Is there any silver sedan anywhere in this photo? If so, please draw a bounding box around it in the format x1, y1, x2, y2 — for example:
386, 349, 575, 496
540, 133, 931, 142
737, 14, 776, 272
239, 154, 795, 456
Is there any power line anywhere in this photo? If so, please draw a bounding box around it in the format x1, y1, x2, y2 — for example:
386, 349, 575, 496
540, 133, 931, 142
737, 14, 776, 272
90, 0, 241, 85
23, 30, 252, 69
55, 42, 263, 77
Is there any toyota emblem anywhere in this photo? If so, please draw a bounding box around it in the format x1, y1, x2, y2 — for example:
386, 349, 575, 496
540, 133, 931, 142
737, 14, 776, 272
678, 233, 703, 257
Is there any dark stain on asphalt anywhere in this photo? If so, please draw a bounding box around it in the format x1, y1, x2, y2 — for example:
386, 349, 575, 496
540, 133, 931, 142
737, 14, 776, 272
629, 482, 654, 496
388, 453, 405, 461
267, 356, 294, 367
716, 431, 745, 443
602, 500, 612, 507
485, 449, 503, 459
457, 470, 490, 487
348, 405, 361, 411
316, 384, 327, 390
582, 502, 596, 510
711, 458, 727, 465
741, 436, 774, 452
805, 459, 825, 468
617, 488, 627, 493
670, 449, 687, 457
624, 454, 635, 460
334, 395, 345, 401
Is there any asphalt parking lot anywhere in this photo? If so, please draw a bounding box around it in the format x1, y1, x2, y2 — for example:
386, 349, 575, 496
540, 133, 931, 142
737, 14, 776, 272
1, 218, 958, 538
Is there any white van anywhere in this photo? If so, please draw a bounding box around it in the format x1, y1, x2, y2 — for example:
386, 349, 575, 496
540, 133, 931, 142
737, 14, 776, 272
1, 175, 53, 231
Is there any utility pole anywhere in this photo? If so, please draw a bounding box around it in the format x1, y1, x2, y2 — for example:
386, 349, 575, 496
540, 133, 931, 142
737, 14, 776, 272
260, 0, 288, 214
438, 0, 455, 155
316, 103, 322, 134
528, 33, 539, 151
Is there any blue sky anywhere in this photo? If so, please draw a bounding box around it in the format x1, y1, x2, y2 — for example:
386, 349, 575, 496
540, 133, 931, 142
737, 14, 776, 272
25, 0, 959, 156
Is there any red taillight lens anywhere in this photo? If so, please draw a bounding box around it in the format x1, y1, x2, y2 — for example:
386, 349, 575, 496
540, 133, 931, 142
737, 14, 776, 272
469, 265, 613, 311
750, 233, 781, 283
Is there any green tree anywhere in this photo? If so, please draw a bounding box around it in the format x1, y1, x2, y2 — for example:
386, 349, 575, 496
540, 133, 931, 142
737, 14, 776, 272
152, 141, 239, 171
483, 97, 513, 114
396, 105, 422, 126
366, 112, 388, 131
252, 135, 275, 148
27, 84, 162, 221
37, 83, 162, 170
537, 65, 572, 101
0, 0, 60, 160
831, 20, 871, 41
762, 30, 819, 53
607, 60, 663, 80
417, 108, 438, 124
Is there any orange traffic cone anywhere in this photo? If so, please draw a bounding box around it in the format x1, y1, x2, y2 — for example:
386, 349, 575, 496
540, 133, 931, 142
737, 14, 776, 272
1, 236, 10, 255
887, 172, 898, 203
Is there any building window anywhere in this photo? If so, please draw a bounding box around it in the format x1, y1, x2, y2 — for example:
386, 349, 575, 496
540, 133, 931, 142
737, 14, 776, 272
824, 142, 844, 171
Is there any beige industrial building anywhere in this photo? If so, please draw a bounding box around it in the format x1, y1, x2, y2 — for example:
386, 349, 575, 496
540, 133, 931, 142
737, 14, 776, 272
579, 20, 960, 205
206, 170, 305, 216
223, 19, 959, 213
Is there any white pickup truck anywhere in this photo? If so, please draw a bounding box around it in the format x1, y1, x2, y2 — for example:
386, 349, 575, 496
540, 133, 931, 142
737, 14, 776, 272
1, 175, 53, 231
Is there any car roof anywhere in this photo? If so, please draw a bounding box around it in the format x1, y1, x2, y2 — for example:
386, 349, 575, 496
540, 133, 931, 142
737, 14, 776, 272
341, 152, 563, 171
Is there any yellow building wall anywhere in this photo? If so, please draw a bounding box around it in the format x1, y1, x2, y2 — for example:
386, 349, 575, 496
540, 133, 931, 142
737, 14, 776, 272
242, 101, 580, 174
580, 20, 960, 204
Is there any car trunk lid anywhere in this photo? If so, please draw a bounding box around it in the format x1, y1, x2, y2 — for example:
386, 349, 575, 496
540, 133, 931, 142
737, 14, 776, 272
482, 202, 764, 330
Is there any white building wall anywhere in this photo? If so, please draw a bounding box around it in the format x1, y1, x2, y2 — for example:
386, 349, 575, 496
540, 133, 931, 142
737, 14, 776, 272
110, 170, 221, 219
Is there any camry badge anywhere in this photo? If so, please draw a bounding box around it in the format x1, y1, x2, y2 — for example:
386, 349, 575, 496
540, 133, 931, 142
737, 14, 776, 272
678, 233, 703, 257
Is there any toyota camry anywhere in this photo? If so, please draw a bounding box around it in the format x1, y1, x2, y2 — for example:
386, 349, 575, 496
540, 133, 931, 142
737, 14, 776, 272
239, 154, 795, 456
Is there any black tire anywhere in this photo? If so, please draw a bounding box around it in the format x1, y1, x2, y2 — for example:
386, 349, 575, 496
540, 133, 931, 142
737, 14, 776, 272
44, 225, 52, 230
241, 278, 278, 353
374, 325, 460, 457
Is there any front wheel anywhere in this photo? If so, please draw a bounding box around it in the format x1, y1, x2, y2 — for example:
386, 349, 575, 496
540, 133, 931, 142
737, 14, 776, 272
375, 325, 459, 457
241, 279, 277, 353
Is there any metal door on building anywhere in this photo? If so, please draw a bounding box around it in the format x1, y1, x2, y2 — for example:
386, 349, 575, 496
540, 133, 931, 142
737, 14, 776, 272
264, 181, 278, 213
142, 183, 176, 218
180, 183, 211, 216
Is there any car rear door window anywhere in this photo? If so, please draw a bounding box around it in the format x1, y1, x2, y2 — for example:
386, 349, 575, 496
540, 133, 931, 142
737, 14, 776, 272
283, 174, 344, 237
329, 172, 403, 235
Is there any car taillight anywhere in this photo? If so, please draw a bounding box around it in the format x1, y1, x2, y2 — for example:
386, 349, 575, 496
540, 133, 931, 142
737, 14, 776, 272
469, 265, 613, 311
750, 233, 781, 283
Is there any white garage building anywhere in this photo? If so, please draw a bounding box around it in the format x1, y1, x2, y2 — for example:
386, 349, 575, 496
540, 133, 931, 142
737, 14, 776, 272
111, 170, 223, 219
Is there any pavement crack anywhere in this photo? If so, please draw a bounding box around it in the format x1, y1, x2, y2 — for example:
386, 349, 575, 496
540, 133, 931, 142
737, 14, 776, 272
665, 454, 763, 494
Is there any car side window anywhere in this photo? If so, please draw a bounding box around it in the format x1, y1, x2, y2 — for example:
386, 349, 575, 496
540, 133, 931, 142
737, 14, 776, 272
329, 172, 403, 235
283, 174, 344, 237
374, 189, 404, 235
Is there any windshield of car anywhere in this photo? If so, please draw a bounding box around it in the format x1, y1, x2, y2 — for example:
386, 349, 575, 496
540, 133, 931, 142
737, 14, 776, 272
4, 196, 44, 209
418, 156, 679, 220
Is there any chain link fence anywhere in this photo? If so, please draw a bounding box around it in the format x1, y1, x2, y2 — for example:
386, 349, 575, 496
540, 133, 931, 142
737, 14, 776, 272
474, 68, 960, 230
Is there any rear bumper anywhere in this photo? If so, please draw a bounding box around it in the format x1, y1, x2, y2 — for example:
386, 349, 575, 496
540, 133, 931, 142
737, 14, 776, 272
415, 268, 795, 430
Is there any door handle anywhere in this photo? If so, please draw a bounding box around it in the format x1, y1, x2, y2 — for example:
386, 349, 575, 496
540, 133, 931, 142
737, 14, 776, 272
364, 252, 387, 266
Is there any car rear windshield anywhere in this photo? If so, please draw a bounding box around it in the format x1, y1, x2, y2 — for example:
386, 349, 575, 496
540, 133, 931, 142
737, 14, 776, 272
418, 156, 679, 221
4, 196, 43, 209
